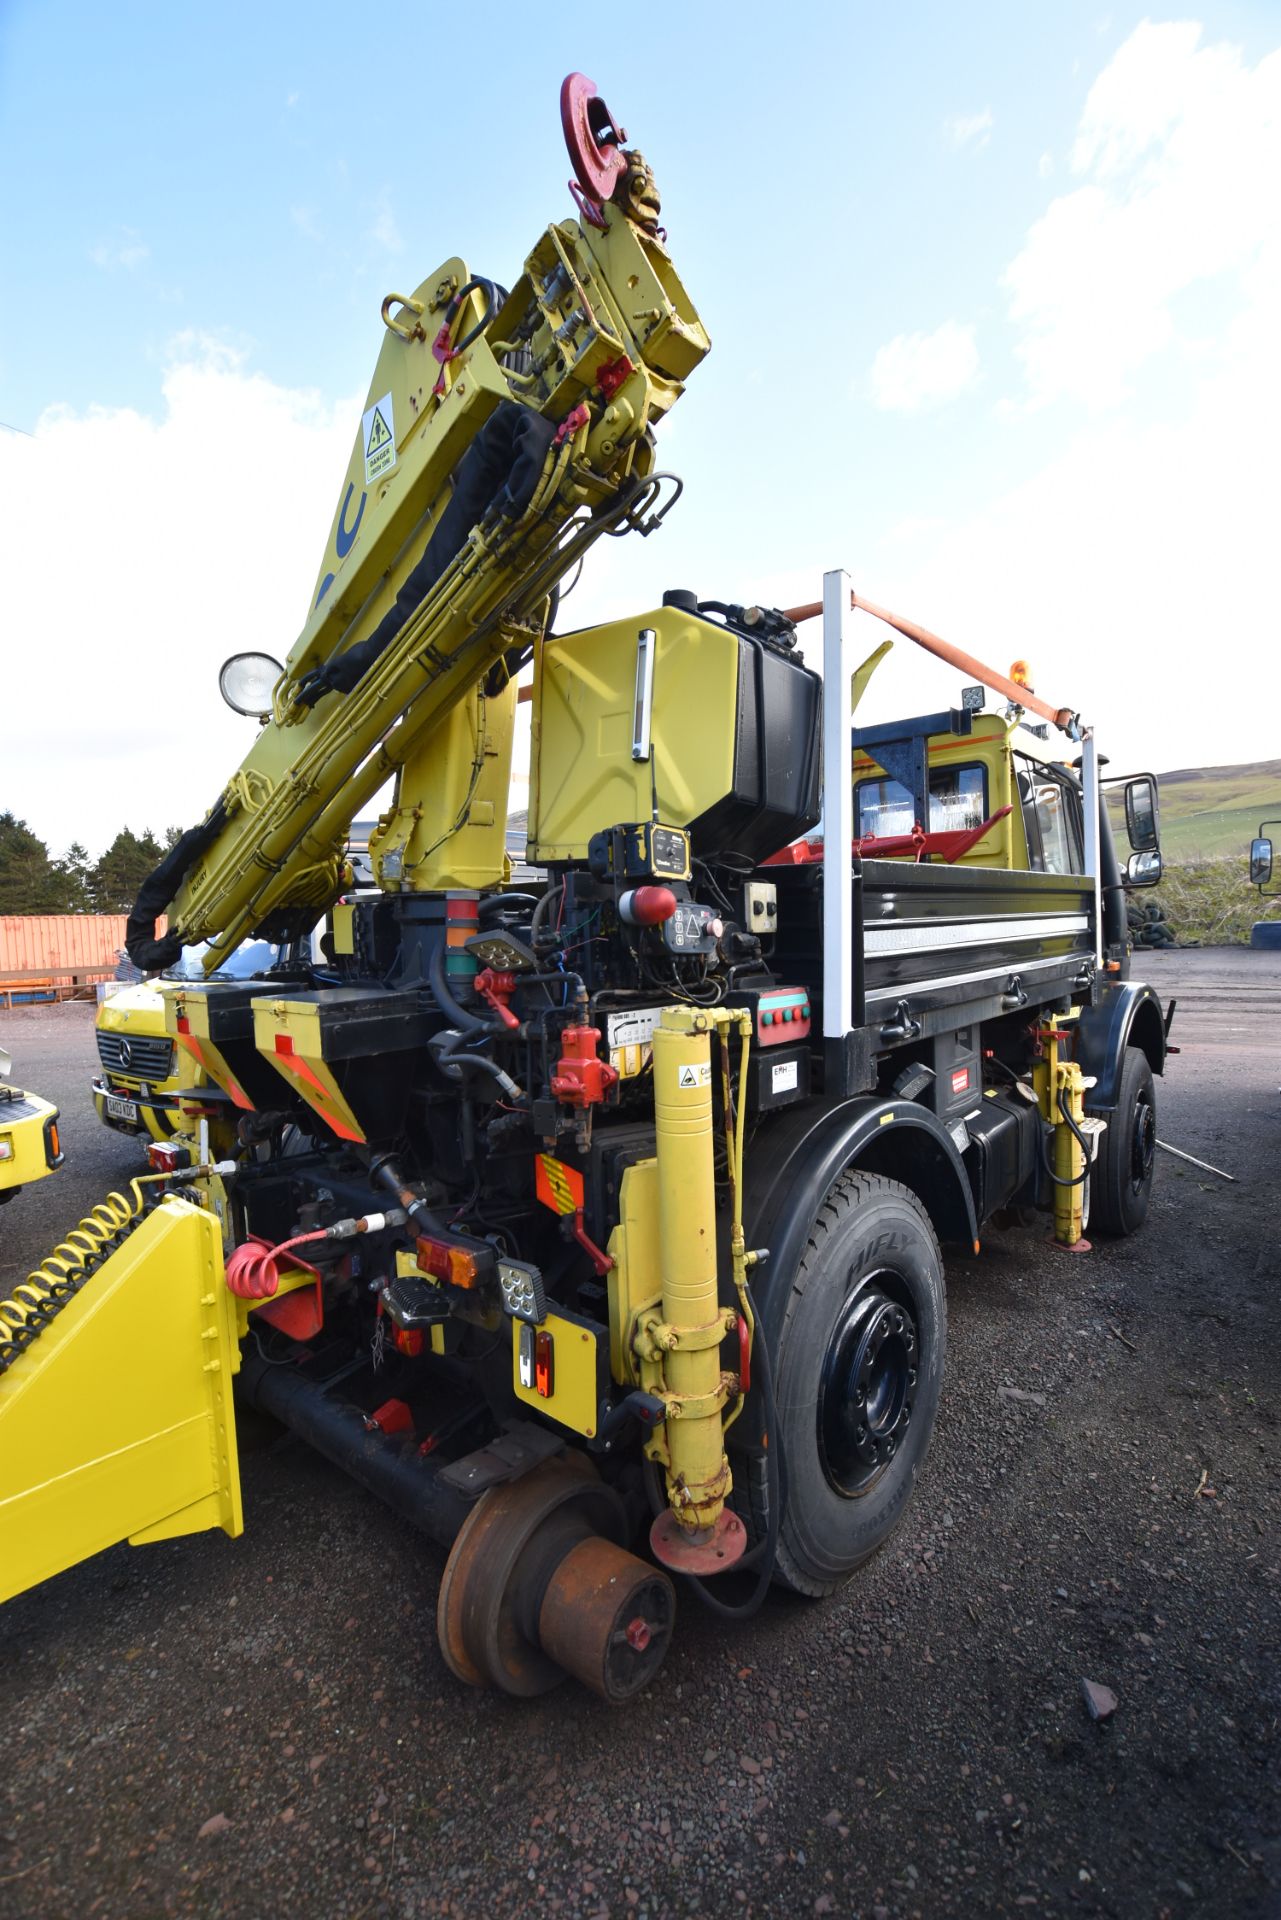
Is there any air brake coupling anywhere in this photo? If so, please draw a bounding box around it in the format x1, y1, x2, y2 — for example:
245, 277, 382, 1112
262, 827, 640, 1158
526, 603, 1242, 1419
645, 1008, 748, 1574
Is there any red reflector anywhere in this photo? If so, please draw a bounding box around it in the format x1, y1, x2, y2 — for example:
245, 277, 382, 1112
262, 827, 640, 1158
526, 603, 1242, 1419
367, 1397, 415, 1435
534, 1329, 554, 1398
951, 1067, 970, 1095
147, 1141, 188, 1173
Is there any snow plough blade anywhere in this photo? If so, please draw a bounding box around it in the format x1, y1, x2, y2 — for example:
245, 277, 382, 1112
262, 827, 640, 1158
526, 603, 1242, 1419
0, 1192, 242, 1603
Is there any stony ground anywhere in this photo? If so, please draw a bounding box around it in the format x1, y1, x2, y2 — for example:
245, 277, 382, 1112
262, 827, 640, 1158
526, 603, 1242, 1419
1, 949, 1277, 1920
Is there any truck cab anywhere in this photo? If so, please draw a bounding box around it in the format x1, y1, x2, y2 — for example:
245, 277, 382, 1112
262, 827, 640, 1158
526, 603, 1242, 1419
93, 939, 278, 1145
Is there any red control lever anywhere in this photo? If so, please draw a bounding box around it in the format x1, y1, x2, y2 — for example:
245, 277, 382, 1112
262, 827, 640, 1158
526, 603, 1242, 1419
475, 968, 520, 1031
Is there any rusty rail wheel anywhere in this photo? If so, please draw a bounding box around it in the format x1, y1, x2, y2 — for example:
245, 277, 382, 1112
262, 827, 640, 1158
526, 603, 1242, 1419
436, 1457, 675, 1702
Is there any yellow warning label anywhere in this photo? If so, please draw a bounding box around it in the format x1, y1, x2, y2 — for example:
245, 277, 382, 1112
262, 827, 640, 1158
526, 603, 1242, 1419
362, 391, 396, 484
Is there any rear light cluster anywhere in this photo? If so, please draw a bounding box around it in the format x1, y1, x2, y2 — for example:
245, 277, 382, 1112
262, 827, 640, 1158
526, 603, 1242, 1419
415, 1234, 493, 1289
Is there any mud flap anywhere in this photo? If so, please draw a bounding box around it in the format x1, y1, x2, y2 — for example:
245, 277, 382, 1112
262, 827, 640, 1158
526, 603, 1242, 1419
0, 1196, 242, 1603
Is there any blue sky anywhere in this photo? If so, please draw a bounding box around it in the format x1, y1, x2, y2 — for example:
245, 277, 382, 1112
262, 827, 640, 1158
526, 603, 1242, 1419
3, 3, 1279, 852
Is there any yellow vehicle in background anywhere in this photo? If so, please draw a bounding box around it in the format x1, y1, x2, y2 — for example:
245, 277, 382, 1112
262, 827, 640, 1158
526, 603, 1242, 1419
93, 979, 196, 1144
0, 1045, 63, 1204
93, 939, 312, 1147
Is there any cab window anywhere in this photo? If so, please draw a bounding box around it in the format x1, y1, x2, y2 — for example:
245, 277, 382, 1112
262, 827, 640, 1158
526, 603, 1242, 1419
1016, 759, 1083, 874
855, 763, 988, 839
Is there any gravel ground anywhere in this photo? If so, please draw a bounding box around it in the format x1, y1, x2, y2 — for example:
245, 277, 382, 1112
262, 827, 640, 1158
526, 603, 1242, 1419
1, 949, 1277, 1920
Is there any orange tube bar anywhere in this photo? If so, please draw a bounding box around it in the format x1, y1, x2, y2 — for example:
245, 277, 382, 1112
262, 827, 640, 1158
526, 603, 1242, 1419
781, 590, 1077, 733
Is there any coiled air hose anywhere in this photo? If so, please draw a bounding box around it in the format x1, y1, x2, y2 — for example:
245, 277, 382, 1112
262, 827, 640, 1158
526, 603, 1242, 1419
0, 1173, 175, 1372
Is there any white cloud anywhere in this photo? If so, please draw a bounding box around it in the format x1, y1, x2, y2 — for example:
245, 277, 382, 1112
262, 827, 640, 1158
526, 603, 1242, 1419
291, 204, 323, 241
859, 24, 1281, 777
868, 320, 980, 413
944, 109, 993, 149
1, 343, 360, 855
90, 228, 149, 271
368, 194, 403, 253
1004, 22, 1281, 408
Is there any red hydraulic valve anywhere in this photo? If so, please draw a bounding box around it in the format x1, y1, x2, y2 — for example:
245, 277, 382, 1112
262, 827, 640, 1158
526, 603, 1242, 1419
551, 1025, 619, 1108
475, 967, 520, 1030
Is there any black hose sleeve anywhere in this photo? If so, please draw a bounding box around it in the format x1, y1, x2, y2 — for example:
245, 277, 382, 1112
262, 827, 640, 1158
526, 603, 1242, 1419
479, 892, 540, 922
296, 402, 557, 707
1040, 1090, 1094, 1188
434, 1050, 522, 1101
428, 938, 501, 1037
125, 800, 229, 972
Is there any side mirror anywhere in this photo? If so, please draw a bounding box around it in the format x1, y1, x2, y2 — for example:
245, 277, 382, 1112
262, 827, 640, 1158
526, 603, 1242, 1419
219, 652, 284, 719
1124, 775, 1160, 851
1126, 849, 1163, 887
1250, 837, 1273, 888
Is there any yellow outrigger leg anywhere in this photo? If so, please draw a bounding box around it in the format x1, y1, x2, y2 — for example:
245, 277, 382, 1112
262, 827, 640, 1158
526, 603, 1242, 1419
1034, 1016, 1105, 1253
643, 1007, 749, 1573
0, 1187, 242, 1604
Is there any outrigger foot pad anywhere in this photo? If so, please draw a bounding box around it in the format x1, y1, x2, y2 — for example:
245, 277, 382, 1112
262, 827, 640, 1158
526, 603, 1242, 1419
649, 1505, 748, 1575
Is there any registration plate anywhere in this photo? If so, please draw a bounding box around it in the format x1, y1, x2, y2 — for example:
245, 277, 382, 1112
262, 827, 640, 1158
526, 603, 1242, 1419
105, 1094, 140, 1125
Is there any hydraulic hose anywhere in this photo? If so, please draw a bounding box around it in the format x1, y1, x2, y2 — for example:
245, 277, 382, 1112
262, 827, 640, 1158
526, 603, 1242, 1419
642, 1280, 786, 1623
684, 1283, 785, 1620
429, 938, 501, 1037
1040, 1087, 1093, 1188
479, 892, 540, 923
433, 1049, 523, 1102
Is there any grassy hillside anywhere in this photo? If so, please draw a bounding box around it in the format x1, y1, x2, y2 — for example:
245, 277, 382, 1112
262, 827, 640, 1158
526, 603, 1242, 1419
1107, 758, 1281, 860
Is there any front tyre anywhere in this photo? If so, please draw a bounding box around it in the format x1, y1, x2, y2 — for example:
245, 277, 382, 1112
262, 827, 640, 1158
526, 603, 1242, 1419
738, 1170, 947, 1598
1089, 1044, 1156, 1237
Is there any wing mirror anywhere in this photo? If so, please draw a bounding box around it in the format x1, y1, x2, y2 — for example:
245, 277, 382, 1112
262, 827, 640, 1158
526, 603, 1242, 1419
1124, 775, 1160, 851
219, 652, 284, 719
1126, 849, 1162, 887
1250, 837, 1273, 888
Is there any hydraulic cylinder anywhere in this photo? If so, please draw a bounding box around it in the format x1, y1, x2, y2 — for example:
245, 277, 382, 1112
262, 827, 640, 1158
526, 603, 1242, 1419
649, 1009, 734, 1538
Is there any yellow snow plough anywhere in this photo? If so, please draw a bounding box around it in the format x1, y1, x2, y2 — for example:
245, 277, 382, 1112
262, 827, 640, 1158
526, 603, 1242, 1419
1, 76, 1170, 1701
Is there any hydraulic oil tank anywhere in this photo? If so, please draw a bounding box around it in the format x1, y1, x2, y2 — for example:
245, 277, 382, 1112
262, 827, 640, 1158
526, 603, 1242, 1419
529, 604, 821, 865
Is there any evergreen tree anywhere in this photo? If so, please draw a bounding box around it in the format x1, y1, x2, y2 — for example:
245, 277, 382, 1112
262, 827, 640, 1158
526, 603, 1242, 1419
0, 811, 63, 912
51, 840, 93, 912
89, 828, 165, 913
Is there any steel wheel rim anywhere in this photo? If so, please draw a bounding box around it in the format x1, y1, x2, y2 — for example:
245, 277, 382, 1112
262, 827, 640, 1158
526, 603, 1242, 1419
818, 1272, 919, 1498
1129, 1091, 1156, 1195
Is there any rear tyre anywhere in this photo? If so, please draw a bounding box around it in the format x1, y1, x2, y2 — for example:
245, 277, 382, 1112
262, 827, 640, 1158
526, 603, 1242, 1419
735, 1171, 946, 1598
1089, 1045, 1156, 1238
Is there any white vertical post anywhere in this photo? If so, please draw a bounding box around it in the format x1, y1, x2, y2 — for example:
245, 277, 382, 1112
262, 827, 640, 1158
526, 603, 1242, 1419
1080, 727, 1103, 968
822, 569, 854, 1040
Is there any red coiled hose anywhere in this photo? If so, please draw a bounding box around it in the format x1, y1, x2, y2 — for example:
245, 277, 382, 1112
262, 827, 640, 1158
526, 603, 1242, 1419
225, 1231, 326, 1300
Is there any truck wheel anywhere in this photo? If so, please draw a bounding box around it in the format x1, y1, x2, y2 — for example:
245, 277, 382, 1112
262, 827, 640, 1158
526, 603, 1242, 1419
737, 1170, 946, 1598
1089, 1045, 1156, 1237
